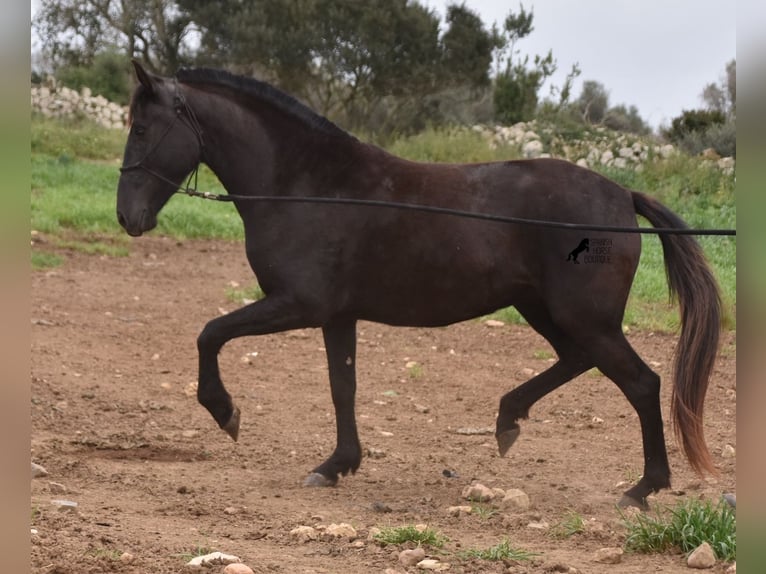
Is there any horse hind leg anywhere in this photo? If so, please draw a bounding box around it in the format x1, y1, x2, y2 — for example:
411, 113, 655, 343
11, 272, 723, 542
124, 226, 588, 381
496, 301, 592, 456
587, 332, 671, 509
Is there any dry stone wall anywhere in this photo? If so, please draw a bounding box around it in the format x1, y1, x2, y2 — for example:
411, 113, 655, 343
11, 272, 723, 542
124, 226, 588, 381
31, 82, 128, 130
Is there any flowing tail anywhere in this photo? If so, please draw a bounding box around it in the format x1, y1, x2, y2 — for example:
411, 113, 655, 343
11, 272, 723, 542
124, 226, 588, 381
632, 191, 722, 475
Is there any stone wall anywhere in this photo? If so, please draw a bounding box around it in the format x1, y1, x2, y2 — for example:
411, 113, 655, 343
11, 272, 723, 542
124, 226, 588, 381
472, 121, 735, 175
31, 82, 128, 130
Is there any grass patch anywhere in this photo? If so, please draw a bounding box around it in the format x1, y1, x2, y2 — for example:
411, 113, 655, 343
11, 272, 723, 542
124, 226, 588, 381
388, 126, 521, 164
31, 250, 64, 269
461, 538, 539, 561
32, 113, 127, 160
622, 498, 736, 561
550, 510, 586, 539
470, 503, 498, 519
373, 524, 447, 548
225, 282, 265, 304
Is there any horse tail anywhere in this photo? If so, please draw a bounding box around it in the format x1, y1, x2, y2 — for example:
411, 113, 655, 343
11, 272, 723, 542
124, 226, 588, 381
632, 191, 721, 475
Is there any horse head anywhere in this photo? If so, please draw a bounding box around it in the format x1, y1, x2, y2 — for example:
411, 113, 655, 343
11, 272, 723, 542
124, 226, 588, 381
117, 61, 204, 236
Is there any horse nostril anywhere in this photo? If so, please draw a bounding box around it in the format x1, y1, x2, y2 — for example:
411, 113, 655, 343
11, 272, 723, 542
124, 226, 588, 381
117, 211, 127, 228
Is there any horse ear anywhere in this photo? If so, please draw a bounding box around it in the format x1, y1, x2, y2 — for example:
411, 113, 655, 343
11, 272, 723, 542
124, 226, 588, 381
132, 60, 156, 95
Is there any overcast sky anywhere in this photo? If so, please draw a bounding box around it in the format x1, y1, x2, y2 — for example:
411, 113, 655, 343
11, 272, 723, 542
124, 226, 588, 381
31, 0, 736, 130
423, 0, 736, 129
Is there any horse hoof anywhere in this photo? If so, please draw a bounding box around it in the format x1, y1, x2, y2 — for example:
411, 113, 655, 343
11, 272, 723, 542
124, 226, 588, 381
222, 405, 241, 442
303, 472, 337, 487
618, 494, 649, 511
496, 427, 520, 457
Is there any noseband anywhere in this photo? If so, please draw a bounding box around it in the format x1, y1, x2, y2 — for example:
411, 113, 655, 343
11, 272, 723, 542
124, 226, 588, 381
119, 79, 205, 194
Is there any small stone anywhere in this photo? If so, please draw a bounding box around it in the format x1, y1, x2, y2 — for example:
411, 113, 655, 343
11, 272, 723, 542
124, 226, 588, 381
726, 562, 736, 573
592, 547, 623, 564
186, 552, 241, 568
31, 462, 48, 478
454, 427, 494, 436
48, 482, 67, 494
289, 525, 318, 542
399, 547, 426, 567
527, 520, 549, 530
721, 444, 736, 458
119, 552, 135, 564
414, 404, 430, 414
722, 493, 736, 508
224, 506, 239, 515
367, 526, 382, 540
447, 505, 472, 516
324, 522, 357, 540
501, 488, 530, 511
484, 319, 505, 328
462, 483, 495, 502
687, 541, 716, 569
51, 499, 78, 513
367, 447, 386, 459
182, 430, 200, 438
223, 564, 255, 574
417, 558, 450, 570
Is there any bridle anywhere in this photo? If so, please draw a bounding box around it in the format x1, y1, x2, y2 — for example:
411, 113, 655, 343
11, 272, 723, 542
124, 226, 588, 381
119, 79, 205, 195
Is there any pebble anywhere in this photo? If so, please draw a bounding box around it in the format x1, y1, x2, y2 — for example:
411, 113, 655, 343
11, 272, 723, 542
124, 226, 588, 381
722, 493, 736, 508
48, 481, 67, 494
119, 552, 135, 564
289, 525, 318, 542
721, 444, 736, 458
399, 547, 426, 567
324, 523, 357, 540
31, 462, 48, 478
726, 562, 736, 573
223, 564, 255, 574
462, 482, 495, 502
417, 558, 450, 571
484, 319, 505, 327
447, 505, 472, 516
687, 541, 716, 569
454, 427, 494, 435
502, 488, 530, 511
50, 499, 78, 513
592, 547, 623, 564
186, 552, 241, 568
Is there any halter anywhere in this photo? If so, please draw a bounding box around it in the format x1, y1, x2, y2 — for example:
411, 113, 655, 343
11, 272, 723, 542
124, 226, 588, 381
119, 79, 206, 195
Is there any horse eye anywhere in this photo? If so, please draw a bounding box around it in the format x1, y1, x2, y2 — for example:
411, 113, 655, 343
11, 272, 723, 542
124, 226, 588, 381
133, 125, 146, 136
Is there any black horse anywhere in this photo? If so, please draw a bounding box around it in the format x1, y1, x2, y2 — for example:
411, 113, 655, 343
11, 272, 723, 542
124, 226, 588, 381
117, 61, 722, 509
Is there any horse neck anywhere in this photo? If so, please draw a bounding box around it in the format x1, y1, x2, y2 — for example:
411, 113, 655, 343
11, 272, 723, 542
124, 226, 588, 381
187, 87, 363, 198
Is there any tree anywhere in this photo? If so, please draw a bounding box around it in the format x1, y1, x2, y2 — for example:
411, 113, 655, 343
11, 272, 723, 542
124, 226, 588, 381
34, 0, 195, 76
576, 80, 609, 124
441, 3, 500, 90
492, 4, 557, 124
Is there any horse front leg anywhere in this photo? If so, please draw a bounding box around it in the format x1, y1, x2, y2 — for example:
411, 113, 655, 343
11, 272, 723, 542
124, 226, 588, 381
304, 319, 362, 487
196, 296, 307, 441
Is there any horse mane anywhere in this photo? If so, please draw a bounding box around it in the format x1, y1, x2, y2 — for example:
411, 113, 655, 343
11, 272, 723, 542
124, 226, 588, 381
176, 67, 353, 141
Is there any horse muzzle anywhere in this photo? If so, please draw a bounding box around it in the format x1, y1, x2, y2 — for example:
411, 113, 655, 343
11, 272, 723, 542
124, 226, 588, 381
117, 208, 156, 237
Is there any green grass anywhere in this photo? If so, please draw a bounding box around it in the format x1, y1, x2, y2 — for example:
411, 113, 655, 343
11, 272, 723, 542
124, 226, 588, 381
622, 498, 736, 561
461, 538, 539, 561
32, 113, 127, 160
31, 250, 64, 269
225, 281, 266, 304
550, 510, 586, 539
373, 524, 447, 548
470, 503, 498, 519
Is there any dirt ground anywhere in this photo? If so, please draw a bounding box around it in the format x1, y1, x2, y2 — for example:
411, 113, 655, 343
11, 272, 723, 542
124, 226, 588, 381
30, 236, 736, 574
